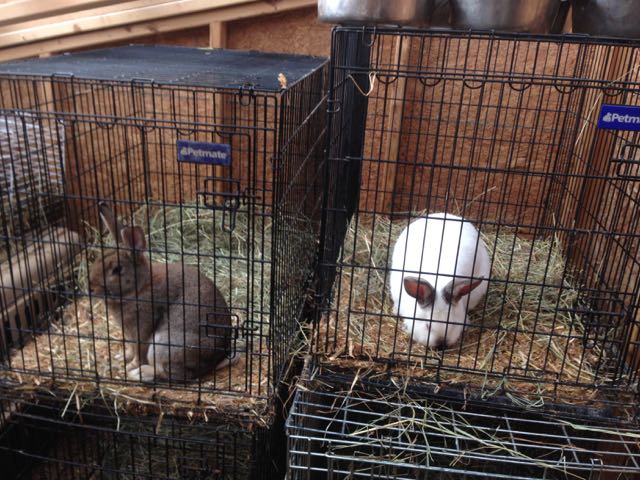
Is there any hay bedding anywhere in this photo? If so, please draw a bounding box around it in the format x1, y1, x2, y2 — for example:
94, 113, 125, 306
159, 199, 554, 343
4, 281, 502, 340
317, 213, 611, 406
2, 205, 279, 420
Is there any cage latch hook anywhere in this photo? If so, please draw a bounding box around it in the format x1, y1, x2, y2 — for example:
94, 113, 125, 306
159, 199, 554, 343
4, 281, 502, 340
199, 177, 242, 232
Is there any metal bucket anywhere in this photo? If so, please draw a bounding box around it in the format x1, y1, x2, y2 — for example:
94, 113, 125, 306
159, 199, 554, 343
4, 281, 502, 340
318, 0, 435, 26
450, 0, 569, 33
572, 0, 640, 38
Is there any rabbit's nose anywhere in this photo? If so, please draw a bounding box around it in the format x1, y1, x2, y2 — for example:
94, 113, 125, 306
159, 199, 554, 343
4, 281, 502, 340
429, 332, 446, 350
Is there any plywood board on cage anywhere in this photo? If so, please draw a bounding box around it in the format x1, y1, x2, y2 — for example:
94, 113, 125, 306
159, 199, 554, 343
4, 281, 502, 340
0, 206, 285, 420
314, 213, 632, 408
0, 0, 319, 61
566, 44, 640, 374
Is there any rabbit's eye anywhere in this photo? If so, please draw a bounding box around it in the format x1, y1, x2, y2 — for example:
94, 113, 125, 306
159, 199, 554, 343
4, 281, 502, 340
112, 266, 123, 275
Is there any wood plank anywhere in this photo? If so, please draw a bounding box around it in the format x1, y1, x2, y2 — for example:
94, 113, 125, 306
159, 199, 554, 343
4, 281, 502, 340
568, 45, 640, 376
0, 0, 254, 47
210, 20, 228, 200
0, 0, 169, 35
209, 20, 227, 49
379, 35, 411, 213
0, 0, 124, 27
0, 0, 316, 62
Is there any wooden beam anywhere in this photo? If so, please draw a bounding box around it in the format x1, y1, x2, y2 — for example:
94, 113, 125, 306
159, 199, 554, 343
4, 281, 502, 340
0, 0, 170, 35
209, 20, 228, 198
0, 0, 125, 27
380, 35, 411, 213
0, 0, 316, 62
209, 20, 227, 49
0, 0, 255, 48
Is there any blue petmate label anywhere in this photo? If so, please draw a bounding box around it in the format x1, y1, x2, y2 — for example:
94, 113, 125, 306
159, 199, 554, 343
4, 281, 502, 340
177, 140, 231, 165
598, 104, 640, 131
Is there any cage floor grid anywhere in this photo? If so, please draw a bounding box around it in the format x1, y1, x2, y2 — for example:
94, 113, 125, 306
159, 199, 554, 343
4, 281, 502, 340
287, 371, 640, 479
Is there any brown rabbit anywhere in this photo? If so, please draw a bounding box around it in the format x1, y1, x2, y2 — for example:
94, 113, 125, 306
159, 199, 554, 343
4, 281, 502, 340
89, 202, 233, 383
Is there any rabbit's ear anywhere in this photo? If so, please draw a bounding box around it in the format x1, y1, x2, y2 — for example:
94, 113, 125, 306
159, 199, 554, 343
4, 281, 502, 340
444, 277, 484, 304
98, 202, 119, 240
120, 226, 146, 251
403, 276, 434, 306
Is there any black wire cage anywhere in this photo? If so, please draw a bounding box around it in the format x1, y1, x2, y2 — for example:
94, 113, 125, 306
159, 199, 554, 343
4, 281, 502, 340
0, 386, 285, 480
315, 27, 640, 416
0, 45, 328, 413
286, 366, 640, 480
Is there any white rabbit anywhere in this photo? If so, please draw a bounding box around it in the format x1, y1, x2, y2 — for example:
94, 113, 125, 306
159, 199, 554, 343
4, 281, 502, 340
389, 212, 490, 349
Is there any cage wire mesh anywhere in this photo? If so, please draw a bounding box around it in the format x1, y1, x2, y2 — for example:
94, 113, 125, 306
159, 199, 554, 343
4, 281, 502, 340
286, 365, 640, 480
0, 45, 328, 419
0, 384, 284, 480
315, 27, 640, 416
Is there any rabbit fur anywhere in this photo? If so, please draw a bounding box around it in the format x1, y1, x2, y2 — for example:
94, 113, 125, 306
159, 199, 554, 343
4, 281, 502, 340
389, 212, 490, 349
89, 202, 235, 383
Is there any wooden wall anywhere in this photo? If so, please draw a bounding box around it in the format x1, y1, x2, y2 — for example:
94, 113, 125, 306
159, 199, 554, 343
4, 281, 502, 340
227, 6, 330, 56
0, 0, 325, 61
68, 6, 332, 56
358, 35, 585, 225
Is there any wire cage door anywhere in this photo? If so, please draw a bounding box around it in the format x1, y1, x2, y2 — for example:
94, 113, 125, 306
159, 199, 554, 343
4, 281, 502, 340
315, 27, 640, 417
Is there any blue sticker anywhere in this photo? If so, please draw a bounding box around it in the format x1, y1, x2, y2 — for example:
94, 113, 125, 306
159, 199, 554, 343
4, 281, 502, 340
177, 140, 231, 165
598, 104, 640, 131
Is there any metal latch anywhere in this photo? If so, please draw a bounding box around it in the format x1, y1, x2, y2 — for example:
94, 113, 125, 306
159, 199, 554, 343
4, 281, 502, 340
198, 177, 260, 232
612, 143, 640, 180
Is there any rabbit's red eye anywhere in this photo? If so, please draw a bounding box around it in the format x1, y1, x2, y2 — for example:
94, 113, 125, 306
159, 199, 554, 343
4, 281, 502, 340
112, 266, 122, 275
